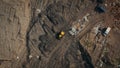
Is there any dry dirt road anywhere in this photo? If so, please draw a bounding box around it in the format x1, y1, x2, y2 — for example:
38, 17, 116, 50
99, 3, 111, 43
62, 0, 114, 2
0, 0, 120, 68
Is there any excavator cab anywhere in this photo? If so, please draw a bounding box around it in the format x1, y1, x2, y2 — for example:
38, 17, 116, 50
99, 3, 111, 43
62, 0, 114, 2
56, 31, 65, 39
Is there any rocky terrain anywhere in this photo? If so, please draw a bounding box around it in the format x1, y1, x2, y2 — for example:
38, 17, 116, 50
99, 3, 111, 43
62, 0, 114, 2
0, 0, 120, 68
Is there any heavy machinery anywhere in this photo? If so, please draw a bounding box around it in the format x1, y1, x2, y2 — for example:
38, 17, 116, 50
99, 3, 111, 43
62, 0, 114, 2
56, 31, 65, 39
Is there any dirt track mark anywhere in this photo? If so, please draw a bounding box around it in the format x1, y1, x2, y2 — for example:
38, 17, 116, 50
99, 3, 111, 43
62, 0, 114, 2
76, 14, 104, 40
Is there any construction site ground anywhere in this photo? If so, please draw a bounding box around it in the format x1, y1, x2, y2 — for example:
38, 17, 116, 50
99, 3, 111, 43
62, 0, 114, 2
0, 0, 120, 68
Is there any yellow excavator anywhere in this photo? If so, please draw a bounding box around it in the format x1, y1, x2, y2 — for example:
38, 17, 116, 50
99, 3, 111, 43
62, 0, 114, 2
57, 31, 65, 39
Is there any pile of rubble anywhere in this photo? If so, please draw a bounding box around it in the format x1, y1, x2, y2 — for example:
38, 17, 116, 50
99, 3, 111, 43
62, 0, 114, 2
69, 13, 90, 36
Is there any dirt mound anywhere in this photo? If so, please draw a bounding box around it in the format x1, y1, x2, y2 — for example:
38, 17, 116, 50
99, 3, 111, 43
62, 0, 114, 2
0, 0, 120, 68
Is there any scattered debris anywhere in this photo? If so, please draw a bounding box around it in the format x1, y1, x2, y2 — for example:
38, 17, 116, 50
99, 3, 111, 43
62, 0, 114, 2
83, 13, 90, 22
35, 9, 41, 16
105, 4, 108, 7
93, 24, 101, 34
16, 56, 19, 60
36, 56, 39, 59
69, 13, 90, 36
36, 9, 41, 14
1, 0, 120, 68
29, 55, 33, 59
118, 65, 120, 67
99, 60, 104, 67
69, 25, 82, 36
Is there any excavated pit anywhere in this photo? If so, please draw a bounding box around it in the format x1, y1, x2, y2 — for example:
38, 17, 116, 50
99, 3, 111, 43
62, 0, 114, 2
0, 0, 120, 68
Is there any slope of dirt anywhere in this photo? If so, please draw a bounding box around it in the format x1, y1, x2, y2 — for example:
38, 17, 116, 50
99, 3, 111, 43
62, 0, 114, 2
80, 0, 120, 68
0, 0, 30, 68
0, 0, 120, 68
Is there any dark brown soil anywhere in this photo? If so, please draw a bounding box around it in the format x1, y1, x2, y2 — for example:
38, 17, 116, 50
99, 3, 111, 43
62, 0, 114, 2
0, 0, 120, 68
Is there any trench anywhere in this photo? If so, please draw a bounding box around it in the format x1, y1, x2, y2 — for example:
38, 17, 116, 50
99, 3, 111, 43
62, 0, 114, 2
77, 41, 94, 68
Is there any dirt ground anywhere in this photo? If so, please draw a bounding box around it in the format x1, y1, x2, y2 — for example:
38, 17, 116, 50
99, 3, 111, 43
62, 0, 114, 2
0, 0, 120, 68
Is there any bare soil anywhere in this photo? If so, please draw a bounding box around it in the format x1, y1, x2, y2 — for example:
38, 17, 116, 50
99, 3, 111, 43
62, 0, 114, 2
0, 0, 120, 68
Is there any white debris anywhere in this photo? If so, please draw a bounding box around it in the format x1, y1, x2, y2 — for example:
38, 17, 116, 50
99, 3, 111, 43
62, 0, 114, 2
69, 27, 77, 35
100, 62, 103, 67
16, 56, 19, 60
78, 19, 81, 22
29, 55, 33, 59
84, 16, 89, 22
112, 2, 116, 6
34, 9, 41, 16
77, 50, 81, 54
92, 24, 101, 35
69, 13, 90, 36
69, 24, 84, 36
100, 60, 103, 67
105, 4, 108, 7
72, 27, 76, 32
36, 56, 39, 59
86, 13, 90, 17
83, 13, 90, 22
93, 26, 100, 34
36, 9, 41, 14
69, 31, 75, 36
118, 65, 120, 67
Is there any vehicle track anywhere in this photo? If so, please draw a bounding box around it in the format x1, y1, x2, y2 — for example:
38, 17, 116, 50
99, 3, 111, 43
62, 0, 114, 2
43, 13, 104, 68
76, 14, 104, 40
